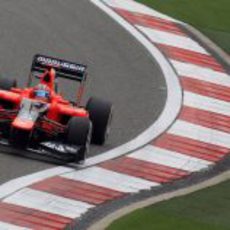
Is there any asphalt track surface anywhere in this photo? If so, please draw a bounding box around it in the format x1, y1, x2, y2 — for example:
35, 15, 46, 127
0, 0, 166, 184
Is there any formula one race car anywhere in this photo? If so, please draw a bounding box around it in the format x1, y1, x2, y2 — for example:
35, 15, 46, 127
0, 54, 113, 163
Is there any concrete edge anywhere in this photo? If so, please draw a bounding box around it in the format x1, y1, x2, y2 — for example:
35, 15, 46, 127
87, 170, 230, 230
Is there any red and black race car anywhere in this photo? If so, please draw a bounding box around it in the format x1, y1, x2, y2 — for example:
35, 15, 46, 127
0, 54, 113, 163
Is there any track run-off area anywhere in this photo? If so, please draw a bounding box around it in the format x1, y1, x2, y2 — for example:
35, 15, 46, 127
0, 0, 230, 229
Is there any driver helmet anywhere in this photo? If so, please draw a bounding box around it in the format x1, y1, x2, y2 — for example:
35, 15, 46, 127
33, 84, 50, 101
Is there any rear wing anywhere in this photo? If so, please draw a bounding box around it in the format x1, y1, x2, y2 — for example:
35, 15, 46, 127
31, 54, 87, 82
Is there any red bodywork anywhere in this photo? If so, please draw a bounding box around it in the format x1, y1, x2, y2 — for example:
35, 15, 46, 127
0, 69, 88, 133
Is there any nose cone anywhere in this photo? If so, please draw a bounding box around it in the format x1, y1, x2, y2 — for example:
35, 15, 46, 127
12, 117, 35, 130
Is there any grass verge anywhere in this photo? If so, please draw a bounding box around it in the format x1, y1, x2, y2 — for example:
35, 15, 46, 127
106, 180, 230, 230
136, 0, 230, 54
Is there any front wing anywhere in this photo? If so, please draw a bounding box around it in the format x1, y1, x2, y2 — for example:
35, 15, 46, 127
0, 138, 85, 163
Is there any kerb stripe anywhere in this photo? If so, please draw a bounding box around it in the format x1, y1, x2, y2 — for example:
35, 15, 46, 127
114, 8, 185, 35
3, 188, 94, 219
0, 202, 71, 230
129, 145, 211, 172
159, 44, 224, 72
137, 25, 208, 54
31, 176, 123, 205
184, 91, 230, 116
180, 106, 230, 133
171, 60, 229, 87
153, 133, 228, 162
169, 120, 230, 148
61, 167, 157, 193
100, 157, 188, 183
182, 77, 230, 102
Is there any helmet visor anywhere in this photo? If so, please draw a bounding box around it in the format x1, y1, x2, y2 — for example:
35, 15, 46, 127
35, 90, 49, 98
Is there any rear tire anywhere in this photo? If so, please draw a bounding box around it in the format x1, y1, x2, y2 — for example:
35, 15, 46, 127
66, 117, 91, 162
0, 78, 17, 90
86, 97, 113, 145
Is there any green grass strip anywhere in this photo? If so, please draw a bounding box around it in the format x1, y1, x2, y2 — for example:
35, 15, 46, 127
107, 180, 230, 230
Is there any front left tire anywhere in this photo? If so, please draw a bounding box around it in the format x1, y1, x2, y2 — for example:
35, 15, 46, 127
66, 117, 91, 162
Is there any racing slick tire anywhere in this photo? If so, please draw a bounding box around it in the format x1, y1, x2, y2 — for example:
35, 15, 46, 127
86, 97, 113, 145
0, 77, 17, 90
66, 117, 91, 162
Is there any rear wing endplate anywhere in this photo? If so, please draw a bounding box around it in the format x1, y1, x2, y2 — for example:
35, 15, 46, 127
31, 54, 87, 82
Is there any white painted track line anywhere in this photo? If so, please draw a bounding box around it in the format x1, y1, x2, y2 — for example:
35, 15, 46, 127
137, 26, 208, 54
62, 167, 158, 193
171, 60, 230, 87
4, 188, 94, 219
129, 145, 211, 172
184, 91, 230, 116
169, 120, 230, 149
0, 222, 31, 230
